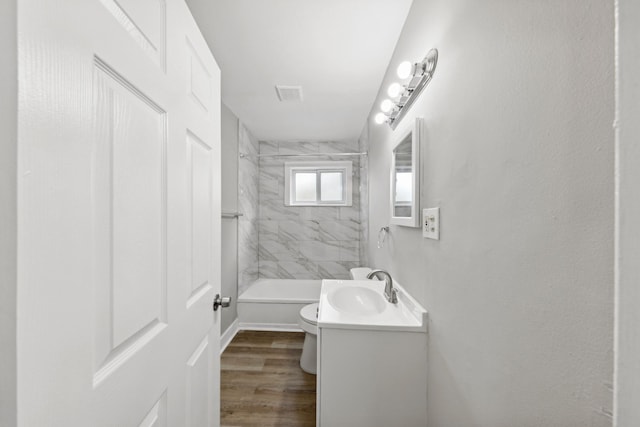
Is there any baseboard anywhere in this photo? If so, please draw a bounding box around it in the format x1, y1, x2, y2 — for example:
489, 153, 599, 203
238, 322, 303, 333
220, 318, 239, 354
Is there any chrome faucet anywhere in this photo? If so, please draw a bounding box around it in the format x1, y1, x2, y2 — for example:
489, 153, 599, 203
366, 269, 398, 304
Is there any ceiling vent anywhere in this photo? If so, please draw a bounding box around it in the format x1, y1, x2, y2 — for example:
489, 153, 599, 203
275, 85, 303, 102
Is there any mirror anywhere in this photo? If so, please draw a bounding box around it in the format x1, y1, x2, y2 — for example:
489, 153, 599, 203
390, 117, 422, 227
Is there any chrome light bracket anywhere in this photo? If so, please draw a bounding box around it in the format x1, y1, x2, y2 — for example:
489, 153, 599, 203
388, 48, 438, 130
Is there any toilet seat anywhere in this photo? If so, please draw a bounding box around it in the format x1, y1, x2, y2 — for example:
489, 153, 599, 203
299, 303, 319, 335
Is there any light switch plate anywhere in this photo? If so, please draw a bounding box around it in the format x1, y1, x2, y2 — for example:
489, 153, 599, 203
423, 208, 440, 240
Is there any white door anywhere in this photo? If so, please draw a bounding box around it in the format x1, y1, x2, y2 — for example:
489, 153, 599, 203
17, 0, 221, 425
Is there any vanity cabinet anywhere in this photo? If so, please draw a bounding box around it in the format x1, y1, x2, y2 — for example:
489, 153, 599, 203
317, 328, 427, 426
316, 280, 428, 427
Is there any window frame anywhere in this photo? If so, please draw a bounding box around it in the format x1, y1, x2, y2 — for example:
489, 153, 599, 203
284, 160, 353, 207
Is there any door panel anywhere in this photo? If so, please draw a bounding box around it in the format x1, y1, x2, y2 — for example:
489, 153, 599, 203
139, 391, 168, 427
186, 338, 210, 426
187, 39, 214, 112
187, 130, 214, 304
17, 0, 221, 425
99, 0, 167, 70
93, 60, 168, 376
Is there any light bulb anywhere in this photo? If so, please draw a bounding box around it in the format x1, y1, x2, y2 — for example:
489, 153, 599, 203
380, 99, 394, 113
387, 82, 403, 98
396, 61, 413, 79
374, 112, 387, 125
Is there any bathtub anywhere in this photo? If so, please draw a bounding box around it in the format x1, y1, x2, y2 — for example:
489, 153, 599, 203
237, 278, 322, 331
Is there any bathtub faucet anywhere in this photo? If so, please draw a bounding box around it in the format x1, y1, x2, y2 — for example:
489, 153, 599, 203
366, 270, 398, 304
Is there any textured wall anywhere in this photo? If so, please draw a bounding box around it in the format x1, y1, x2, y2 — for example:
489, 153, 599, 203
237, 123, 259, 295
0, 0, 17, 424
614, 1, 640, 424
365, 0, 614, 425
257, 140, 362, 280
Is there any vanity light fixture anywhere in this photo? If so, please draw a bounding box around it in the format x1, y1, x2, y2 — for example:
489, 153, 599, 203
380, 99, 395, 113
375, 48, 438, 129
387, 82, 404, 98
374, 112, 387, 124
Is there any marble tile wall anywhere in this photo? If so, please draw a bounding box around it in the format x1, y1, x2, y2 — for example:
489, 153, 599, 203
237, 123, 259, 295
358, 130, 370, 268
258, 140, 363, 280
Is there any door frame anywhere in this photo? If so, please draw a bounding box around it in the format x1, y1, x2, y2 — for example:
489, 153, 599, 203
614, 0, 640, 425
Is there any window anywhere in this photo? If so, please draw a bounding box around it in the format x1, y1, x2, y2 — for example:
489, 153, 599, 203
284, 161, 353, 206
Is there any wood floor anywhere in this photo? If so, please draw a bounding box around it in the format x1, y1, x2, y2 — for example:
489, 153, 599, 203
221, 331, 317, 427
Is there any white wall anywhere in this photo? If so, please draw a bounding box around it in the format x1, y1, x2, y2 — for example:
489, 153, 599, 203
221, 103, 239, 333
0, 0, 17, 424
221, 103, 239, 212
614, 0, 640, 425
365, 0, 614, 425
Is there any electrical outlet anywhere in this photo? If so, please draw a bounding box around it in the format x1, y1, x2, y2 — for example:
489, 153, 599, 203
423, 208, 440, 240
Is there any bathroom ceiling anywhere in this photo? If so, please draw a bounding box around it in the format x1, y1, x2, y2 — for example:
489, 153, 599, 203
187, 0, 413, 141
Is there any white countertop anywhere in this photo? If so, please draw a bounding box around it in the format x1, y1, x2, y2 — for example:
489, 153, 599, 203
317, 279, 428, 332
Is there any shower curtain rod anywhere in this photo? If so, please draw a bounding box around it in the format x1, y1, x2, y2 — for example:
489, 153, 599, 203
239, 152, 367, 159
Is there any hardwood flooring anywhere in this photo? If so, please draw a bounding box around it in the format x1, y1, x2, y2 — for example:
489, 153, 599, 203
221, 331, 317, 427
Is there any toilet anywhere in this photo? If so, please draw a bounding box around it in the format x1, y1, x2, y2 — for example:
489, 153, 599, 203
298, 267, 373, 374
348, 267, 374, 280
298, 302, 319, 374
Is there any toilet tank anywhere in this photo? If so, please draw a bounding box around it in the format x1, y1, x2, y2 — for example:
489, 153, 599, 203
349, 267, 373, 280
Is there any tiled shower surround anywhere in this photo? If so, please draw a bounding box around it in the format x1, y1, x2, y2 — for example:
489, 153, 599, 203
237, 123, 259, 295
358, 129, 369, 268
257, 140, 363, 280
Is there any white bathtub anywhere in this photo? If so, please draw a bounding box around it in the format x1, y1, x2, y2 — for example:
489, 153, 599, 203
237, 278, 322, 331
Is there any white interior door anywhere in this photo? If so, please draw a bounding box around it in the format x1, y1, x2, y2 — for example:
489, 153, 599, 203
17, 0, 221, 425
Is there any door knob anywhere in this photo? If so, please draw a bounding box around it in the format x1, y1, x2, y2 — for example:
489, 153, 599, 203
213, 294, 231, 311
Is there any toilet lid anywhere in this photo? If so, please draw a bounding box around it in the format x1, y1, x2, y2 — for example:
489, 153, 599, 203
300, 303, 319, 325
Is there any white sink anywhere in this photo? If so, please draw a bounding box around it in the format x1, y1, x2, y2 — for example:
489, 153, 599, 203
317, 279, 428, 427
318, 280, 427, 332
327, 286, 386, 315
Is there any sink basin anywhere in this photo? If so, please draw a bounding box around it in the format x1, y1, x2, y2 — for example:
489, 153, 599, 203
327, 286, 386, 315
319, 280, 427, 332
